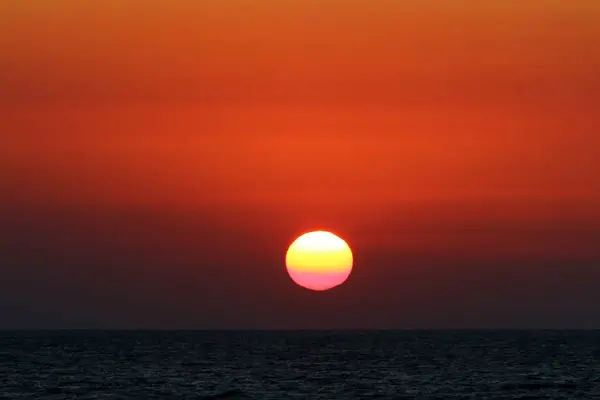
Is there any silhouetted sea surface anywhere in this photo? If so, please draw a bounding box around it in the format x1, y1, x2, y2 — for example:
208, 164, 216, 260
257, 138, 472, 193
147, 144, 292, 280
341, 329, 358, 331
1, 330, 600, 399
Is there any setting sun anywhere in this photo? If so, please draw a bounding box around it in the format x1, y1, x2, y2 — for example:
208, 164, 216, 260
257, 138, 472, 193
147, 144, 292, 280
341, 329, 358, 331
285, 231, 353, 291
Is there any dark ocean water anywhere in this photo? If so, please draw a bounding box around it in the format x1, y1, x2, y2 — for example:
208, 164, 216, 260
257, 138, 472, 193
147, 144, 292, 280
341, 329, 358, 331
1, 330, 599, 399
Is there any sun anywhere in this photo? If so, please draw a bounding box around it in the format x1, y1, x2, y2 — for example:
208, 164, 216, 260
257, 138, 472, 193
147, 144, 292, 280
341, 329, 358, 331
285, 231, 353, 291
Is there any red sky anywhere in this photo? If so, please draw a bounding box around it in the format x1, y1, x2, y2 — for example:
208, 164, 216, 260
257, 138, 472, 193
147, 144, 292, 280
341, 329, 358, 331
1, 1, 599, 328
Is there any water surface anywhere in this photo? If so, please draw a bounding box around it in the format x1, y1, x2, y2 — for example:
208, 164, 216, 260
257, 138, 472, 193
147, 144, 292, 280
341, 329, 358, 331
1, 330, 599, 399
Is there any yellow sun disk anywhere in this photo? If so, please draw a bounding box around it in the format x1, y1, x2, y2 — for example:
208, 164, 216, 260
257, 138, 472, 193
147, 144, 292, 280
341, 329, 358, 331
285, 231, 353, 274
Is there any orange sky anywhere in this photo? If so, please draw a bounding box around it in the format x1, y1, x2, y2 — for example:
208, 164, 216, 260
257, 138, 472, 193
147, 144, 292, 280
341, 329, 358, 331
1, 0, 599, 262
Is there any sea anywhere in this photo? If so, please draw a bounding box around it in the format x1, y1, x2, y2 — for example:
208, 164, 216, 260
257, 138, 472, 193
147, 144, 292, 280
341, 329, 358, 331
1, 330, 599, 399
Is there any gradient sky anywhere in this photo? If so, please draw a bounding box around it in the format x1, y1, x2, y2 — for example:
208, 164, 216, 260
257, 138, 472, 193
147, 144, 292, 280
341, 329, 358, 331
1, 1, 599, 329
